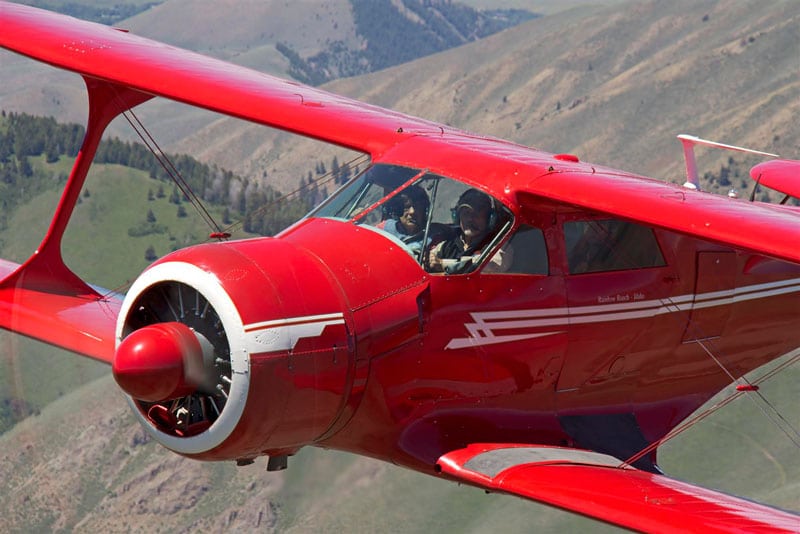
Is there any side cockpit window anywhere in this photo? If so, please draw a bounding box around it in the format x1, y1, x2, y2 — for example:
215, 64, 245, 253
565, 219, 665, 274
311, 164, 421, 222
309, 164, 514, 274
425, 186, 513, 274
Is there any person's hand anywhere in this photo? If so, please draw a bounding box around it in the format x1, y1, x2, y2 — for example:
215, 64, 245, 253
427, 242, 446, 272
427, 250, 443, 271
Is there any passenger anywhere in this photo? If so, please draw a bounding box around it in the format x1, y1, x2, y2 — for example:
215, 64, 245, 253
377, 185, 430, 255
428, 188, 513, 274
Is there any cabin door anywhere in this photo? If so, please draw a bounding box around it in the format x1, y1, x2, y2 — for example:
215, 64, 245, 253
681, 251, 737, 343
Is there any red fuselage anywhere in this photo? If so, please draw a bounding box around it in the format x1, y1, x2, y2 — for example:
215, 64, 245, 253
299, 219, 800, 472
147, 212, 798, 473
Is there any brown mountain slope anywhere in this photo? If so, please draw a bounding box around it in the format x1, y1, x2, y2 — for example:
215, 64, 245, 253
190, 0, 798, 191
123, 0, 358, 68
0, 371, 623, 532
0, 356, 795, 532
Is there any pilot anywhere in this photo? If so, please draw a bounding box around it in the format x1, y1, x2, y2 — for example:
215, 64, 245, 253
428, 188, 513, 274
377, 185, 430, 255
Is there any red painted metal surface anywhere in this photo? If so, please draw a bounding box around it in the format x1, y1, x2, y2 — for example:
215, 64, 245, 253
751, 159, 800, 199
0, 2, 798, 530
0, 280, 120, 363
438, 444, 800, 533
113, 322, 205, 402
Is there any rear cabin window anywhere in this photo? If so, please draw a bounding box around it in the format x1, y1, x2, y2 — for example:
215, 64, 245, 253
564, 219, 665, 274
492, 224, 548, 275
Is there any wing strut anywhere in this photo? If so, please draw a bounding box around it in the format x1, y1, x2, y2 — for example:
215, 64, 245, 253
0, 77, 151, 362
1, 77, 151, 295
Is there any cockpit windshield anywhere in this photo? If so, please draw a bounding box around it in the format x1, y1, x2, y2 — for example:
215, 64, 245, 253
310, 164, 513, 274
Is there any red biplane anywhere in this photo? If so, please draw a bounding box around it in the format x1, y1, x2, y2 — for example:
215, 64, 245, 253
1, 3, 799, 531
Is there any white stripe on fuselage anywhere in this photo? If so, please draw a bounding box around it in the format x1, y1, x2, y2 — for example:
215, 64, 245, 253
446, 278, 800, 349
243, 312, 345, 354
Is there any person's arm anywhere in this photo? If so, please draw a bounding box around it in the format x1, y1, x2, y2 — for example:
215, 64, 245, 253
483, 243, 514, 273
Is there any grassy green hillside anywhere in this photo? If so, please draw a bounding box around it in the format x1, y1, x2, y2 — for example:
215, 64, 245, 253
1, 157, 251, 289
659, 355, 800, 512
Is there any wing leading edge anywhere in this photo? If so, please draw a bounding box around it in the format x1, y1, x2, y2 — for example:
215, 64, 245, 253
437, 444, 799, 533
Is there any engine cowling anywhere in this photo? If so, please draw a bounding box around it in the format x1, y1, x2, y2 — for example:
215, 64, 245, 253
114, 237, 353, 460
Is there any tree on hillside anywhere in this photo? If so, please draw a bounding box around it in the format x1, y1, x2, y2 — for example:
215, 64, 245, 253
331, 156, 341, 184
45, 136, 60, 163
17, 156, 32, 178
169, 186, 182, 204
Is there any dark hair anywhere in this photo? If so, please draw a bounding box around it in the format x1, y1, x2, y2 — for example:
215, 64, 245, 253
384, 184, 430, 219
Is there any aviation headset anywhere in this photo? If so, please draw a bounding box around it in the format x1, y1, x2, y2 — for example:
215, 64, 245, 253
451, 188, 497, 229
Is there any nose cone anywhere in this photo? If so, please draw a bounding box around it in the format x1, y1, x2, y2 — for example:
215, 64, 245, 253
113, 322, 203, 402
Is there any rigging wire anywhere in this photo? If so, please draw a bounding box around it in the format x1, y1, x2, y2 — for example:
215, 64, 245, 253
620, 350, 800, 469
695, 337, 800, 442
99, 98, 370, 297
118, 108, 222, 234
655, 308, 800, 451
215, 152, 370, 238
118, 97, 370, 241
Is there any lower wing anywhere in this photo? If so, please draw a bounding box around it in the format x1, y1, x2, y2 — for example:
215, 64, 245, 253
0, 259, 120, 363
437, 443, 799, 533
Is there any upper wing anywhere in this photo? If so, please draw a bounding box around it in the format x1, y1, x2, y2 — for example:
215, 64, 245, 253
438, 444, 800, 533
751, 160, 800, 200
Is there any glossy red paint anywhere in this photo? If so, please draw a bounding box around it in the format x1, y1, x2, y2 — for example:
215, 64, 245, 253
751, 159, 800, 199
113, 322, 205, 402
319, 222, 800, 470
438, 443, 800, 533
0, 3, 798, 530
